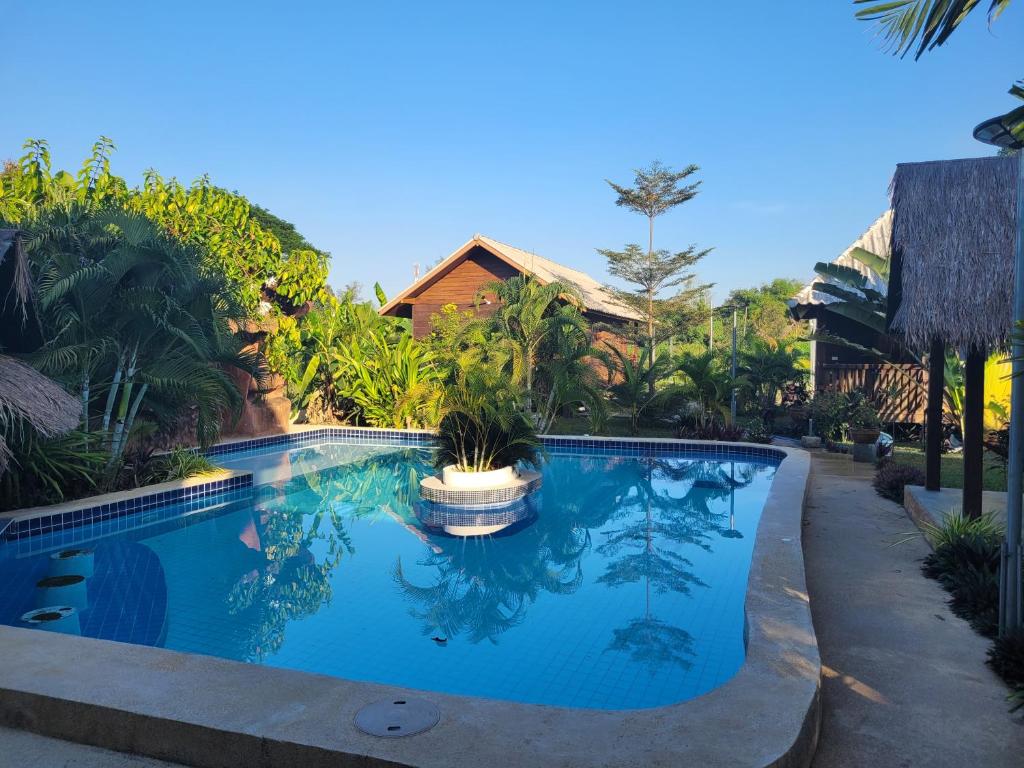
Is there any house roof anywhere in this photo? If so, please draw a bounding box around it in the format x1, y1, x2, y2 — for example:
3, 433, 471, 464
379, 234, 643, 322
887, 155, 1019, 352
789, 211, 892, 317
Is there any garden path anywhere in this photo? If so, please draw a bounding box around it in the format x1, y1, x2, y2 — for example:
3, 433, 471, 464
0, 725, 183, 767
803, 450, 1022, 767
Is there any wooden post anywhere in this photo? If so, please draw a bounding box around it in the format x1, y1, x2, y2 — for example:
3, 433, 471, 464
925, 339, 945, 491
963, 345, 986, 519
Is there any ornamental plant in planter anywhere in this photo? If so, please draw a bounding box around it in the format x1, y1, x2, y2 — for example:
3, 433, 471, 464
846, 393, 881, 463
432, 371, 541, 490
846, 394, 882, 444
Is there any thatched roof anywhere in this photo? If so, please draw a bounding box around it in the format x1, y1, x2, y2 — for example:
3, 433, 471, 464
888, 155, 1019, 352
0, 355, 81, 474
789, 211, 892, 318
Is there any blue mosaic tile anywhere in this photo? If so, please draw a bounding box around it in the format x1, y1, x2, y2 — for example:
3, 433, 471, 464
3, 428, 783, 542
3, 475, 254, 542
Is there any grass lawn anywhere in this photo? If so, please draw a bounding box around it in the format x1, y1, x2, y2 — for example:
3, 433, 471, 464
546, 415, 676, 439
889, 444, 1007, 492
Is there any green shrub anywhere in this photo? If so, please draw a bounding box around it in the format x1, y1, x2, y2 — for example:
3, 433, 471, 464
742, 419, 773, 444
807, 390, 848, 441
872, 459, 925, 502
988, 630, 1024, 689
676, 418, 746, 442
0, 431, 107, 511
922, 513, 1003, 637
846, 391, 881, 430
138, 448, 220, 485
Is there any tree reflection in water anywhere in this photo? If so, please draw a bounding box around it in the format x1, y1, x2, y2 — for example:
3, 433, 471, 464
393, 453, 624, 644
226, 444, 762, 674
227, 446, 432, 660
598, 457, 755, 673
392, 452, 757, 656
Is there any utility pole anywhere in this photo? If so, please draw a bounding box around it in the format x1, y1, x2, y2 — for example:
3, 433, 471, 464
730, 309, 738, 424
1002, 151, 1024, 631
973, 117, 1024, 633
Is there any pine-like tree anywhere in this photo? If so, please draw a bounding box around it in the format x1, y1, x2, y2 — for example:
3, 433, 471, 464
601, 161, 711, 391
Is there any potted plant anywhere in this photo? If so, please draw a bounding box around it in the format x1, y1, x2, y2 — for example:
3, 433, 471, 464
847, 395, 881, 443
846, 394, 881, 462
433, 371, 541, 489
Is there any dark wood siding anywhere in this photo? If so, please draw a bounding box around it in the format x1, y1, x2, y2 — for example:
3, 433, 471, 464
410, 247, 520, 338
813, 313, 926, 423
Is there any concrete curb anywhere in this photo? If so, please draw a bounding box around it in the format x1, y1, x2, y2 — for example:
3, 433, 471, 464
0, 440, 818, 768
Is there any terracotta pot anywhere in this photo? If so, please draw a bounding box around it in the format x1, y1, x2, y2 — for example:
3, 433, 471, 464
849, 428, 881, 445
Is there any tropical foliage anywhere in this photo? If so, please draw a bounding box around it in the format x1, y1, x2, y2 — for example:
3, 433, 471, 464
922, 512, 1004, 637
482, 275, 606, 429
335, 330, 445, 429
267, 291, 443, 429
1, 139, 330, 317
605, 344, 684, 435
854, 1, 1021, 151
0, 138, 324, 508
433, 368, 541, 472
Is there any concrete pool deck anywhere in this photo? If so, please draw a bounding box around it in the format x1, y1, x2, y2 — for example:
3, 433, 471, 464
0, 437, 818, 768
904, 483, 1009, 533
803, 451, 1022, 767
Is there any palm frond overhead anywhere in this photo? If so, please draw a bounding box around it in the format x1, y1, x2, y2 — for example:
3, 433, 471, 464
854, 0, 1011, 59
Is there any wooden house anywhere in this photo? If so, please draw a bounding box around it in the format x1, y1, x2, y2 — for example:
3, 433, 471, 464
379, 234, 642, 337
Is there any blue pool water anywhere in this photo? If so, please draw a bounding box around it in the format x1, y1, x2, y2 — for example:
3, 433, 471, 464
0, 440, 779, 709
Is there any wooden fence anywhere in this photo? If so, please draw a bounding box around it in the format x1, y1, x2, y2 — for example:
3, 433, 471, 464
816, 363, 927, 424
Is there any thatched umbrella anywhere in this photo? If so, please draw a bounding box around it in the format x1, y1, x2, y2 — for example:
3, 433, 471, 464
0, 354, 82, 475
887, 154, 1019, 520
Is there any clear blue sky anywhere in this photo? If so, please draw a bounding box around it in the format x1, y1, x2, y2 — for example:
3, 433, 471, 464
3, 1, 1021, 303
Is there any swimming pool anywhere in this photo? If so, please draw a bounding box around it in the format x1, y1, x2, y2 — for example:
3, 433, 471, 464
0, 434, 781, 710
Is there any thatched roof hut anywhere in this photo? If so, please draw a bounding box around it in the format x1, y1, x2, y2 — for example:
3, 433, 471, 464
0, 229, 80, 473
888, 155, 1019, 352
886, 153, 1020, 516
0, 355, 82, 474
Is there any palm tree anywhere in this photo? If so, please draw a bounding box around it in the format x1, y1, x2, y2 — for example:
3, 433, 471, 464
741, 341, 807, 416
853, 2, 1021, 139
20, 201, 118, 428
604, 343, 683, 435
533, 311, 608, 433
25, 204, 253, 463
676, 350, 732, 429
854, 1, 1012, 59
483, 275, 588, 417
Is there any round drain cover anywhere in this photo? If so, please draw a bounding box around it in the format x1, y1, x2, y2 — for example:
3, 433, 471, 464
354, 698, 440, 738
